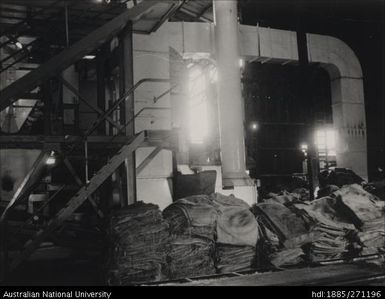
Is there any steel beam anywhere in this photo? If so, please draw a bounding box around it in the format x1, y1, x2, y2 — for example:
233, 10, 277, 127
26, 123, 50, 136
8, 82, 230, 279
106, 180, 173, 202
0, 0, 163, 111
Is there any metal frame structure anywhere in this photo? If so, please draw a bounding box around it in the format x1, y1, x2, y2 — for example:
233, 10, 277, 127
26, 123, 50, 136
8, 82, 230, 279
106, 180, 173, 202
0, 0, 181, 280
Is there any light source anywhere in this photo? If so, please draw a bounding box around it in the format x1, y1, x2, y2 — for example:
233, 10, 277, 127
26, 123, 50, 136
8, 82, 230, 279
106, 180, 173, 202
300, 143, 308, 152
15, 41, 23, 49
83, 55, 96, 60
315, 128, 336, 156
46, 151, 57, 165
250, 122, 259, 131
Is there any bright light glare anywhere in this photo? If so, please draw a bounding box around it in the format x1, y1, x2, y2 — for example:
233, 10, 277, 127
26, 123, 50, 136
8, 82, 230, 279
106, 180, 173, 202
189, 67, 202, 79
315, 129, 336, 155
46, 151, 56, 165
15, 42, 23, 49
46, 156, 56, 165
188, 66, 208, 144
300, 143, 308, 151
83, 55, 96, 60
250, 122, 258, 131
239, 58, 244, 68
189, 101, 208, 144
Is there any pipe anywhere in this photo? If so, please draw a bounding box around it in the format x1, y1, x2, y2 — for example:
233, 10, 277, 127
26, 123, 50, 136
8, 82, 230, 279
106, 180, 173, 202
213, 0, 249, 188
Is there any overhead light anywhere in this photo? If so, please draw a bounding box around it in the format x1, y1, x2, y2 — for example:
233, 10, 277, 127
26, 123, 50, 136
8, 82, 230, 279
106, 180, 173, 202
15, 41, 23, 49
250, 122, 259, 131
46, 151, 57, 165
83, 55, 96, 60
300, 143, 308, 153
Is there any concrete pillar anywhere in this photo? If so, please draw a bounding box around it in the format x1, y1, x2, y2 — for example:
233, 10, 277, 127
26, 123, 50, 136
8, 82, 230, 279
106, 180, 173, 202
213, 0, 250, 187
330, 77, 368, 180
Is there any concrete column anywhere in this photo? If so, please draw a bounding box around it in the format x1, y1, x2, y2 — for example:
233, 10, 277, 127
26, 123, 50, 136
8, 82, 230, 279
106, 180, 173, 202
214, 0, 250, 187
331, 77, 368, 180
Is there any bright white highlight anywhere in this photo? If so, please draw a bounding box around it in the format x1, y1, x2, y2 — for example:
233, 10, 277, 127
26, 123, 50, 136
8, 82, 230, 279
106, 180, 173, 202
315, 129, 336, 156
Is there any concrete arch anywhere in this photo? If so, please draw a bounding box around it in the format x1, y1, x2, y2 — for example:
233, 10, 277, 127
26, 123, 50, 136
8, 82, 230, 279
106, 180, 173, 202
306, 34, 367, 180
186, 23, 368, 179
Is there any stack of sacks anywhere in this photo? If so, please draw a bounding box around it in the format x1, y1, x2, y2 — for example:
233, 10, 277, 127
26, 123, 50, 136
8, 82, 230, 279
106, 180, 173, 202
163, 195, 217, 241
163, 195, 217, 279
211, 193, 259, 273
163, 193, 260, 276
293, 196, 357, 262
269, 248, 305, 268
254, 202, 309, 267
215, 244, 255, 273
254, 216, 281, 268
107, 202, 169, 285
255, 202, 313, 248
334, 184, 385, 255
165, 237, 215, 280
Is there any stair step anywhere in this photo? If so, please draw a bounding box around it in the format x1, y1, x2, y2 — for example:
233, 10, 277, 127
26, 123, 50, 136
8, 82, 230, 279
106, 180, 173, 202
9, 131, 146, 270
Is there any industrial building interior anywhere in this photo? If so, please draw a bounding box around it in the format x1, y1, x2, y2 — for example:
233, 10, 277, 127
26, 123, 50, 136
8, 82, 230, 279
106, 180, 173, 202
0, 0, 384, 286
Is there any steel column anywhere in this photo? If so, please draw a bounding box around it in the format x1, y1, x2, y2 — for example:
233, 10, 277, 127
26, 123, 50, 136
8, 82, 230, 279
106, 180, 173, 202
118, 21, 136, 206
213, 0, 249, 187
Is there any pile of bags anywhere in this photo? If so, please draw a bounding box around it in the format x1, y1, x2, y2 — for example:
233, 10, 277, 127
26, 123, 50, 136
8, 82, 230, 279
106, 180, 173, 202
165, 237, 215, 279
334, 184, 385, 256
106, 202, 169, 285
163, 193, 259, 275
211, 193, 258, 273
215, 244, 256, 273
292, 196, 357, 261
255, 183, 385, 265
163, 195, 217, 241
253, 202, 309, 267
105, 181, 384, 284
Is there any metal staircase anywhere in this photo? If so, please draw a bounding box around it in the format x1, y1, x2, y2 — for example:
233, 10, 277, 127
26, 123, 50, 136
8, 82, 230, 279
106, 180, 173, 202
0, 0, 182, 276
8, 130, 172, 270
0, 0, 180, 110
